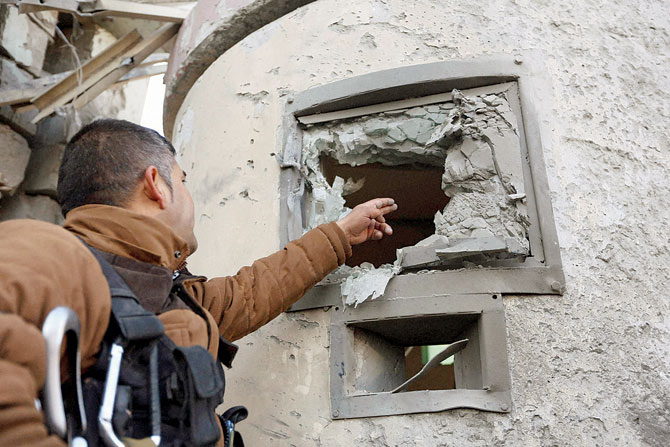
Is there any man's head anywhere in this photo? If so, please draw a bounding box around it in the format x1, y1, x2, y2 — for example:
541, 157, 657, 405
58, 119, 198, 252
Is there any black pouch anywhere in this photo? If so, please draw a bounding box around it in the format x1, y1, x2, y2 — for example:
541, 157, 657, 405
172, 345, 225, 446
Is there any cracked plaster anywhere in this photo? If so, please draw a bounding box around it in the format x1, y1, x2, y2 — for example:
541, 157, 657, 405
301, 87, 530, 287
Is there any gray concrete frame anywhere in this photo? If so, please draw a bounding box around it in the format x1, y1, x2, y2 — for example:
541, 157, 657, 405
329, 293, 511, 418
278, 56, 565, 311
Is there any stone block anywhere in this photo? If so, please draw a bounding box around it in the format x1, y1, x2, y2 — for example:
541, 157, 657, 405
0, 6, 57, 72
435, 236, 508, 260
0, 56, 33, 87
405, 107, 427, 117
0, 124, 31, 198
34, 113, 69, 145
385, 127, 406, 143
363, 119, 388, 137
415, 234, 450, 248
0, 57, 39, 137
396, 245, 440, 268
0, 106, 38, 136
398, 118, 434, 142
0, 192, 63, 224
22, 143, 64, 198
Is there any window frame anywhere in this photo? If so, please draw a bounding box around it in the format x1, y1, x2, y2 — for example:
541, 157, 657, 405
328, 293, 511, 419
278, 56, 565, 311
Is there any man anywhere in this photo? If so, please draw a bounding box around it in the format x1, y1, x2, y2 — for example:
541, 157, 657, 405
0, 119, 397, 446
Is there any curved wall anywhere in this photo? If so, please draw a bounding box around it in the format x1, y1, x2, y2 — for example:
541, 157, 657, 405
172, 0, 669, 445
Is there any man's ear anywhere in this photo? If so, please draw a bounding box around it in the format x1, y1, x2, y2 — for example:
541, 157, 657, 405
142, 166, 169, 209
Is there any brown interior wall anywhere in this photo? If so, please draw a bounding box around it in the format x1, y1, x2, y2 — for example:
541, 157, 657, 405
321, 156, 449, 266
404, 346, 455, 391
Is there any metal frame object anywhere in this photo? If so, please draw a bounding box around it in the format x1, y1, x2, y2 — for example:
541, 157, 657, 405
278, 56, 565, 311
98, 341, 127, 447
329, 293, 511, 419
41, 306, 88, 445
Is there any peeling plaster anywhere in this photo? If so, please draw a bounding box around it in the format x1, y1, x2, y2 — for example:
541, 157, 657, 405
340, 262, 400, 307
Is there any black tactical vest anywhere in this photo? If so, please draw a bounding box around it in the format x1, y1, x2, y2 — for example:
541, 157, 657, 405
80, 245, 246, 446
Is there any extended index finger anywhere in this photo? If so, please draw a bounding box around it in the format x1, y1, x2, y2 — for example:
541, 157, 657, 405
373, 198, 395, 209
374, 199, 398, 217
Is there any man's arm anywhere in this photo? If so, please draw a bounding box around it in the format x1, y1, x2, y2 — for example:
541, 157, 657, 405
0, 313, 63, 447
184, 199, 397, 341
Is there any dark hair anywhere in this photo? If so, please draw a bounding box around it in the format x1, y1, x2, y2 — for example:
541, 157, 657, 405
57, 119, 176, 215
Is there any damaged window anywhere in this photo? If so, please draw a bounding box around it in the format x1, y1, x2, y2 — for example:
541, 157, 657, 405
328, 293, 511, 418
282, 61, 562, 418
299, 83, 531, 306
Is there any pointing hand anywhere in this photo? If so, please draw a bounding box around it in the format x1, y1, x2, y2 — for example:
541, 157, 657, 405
336, 198, 398, 246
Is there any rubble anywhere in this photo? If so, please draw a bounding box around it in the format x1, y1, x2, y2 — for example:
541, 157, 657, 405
0, 6, 57, 74
22, 144, 64, 198
340, 262, 400, 307
0, 192, 63, 224
0, 124, 31, 199
435, 236, 508, 260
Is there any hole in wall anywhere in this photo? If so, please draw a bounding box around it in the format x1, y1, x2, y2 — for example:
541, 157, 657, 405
348, 313, 481, 394
321, 155, 449, 267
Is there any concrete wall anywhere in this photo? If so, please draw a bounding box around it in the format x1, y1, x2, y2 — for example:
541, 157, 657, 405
174, 0, 669, 445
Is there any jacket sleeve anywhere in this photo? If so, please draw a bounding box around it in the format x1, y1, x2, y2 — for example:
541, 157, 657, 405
0, 314, 64, 447
185, 222, 351, 341
0, 219, 111, 446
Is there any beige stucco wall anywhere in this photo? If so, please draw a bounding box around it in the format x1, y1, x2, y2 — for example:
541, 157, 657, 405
173, 0, 669, 445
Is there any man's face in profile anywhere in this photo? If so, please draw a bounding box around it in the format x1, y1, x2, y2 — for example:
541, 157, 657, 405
162, 160, 198, 255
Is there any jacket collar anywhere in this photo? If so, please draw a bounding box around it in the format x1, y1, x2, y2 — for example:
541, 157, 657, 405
64, 204, 190, 271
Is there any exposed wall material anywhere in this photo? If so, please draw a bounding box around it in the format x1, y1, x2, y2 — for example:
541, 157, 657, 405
340, 262, 399, 307
22, 143, 64, 198
300, 86, 530, 305
0, 11, 151, 225
0, 191, 63, 223
0, 123, 31, 199
0, 5, 57, 74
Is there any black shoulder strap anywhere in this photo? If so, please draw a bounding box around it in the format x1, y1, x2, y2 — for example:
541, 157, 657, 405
85, 244, 164, 342
172, 271, 239, 368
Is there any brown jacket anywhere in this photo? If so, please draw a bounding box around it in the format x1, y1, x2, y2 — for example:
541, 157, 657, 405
0, 205, 351, 446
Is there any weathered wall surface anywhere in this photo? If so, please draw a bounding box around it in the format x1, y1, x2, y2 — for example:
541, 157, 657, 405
174, 0, 669, 445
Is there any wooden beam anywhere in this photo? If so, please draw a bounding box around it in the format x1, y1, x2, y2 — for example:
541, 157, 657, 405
72, 23, 179, 110
81, 0, 188, 22
0, 54, 168, 108
30, 29, 142, 113
117, 63, 166, 84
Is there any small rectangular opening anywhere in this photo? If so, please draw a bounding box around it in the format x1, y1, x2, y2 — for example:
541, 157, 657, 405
347, 314, 481, 394
329, 293, 511, 418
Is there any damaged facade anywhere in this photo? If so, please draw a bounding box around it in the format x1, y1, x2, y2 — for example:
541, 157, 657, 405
1, 0, 667, 445
0, 2, 174, 223
169, 0, 669, 445
301, 85, 532, 305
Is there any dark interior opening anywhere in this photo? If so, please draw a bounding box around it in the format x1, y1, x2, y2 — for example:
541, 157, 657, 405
321, 155, 449, 267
